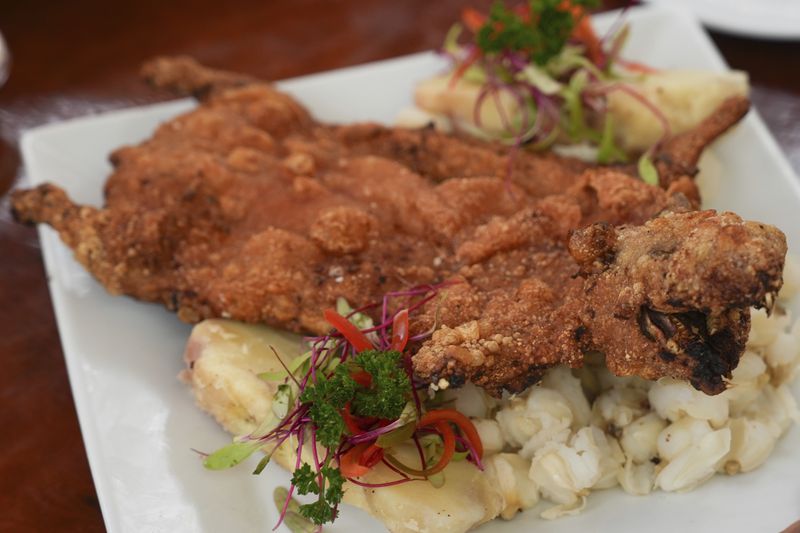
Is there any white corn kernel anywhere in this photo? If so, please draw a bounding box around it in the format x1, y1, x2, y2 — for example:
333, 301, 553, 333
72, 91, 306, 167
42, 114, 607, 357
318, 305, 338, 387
621, 413, 668, 464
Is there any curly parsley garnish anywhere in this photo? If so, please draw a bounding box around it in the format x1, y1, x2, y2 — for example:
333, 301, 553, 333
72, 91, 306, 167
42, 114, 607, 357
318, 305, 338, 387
300, 350, 410, 449
476, 0, 600, 65
339, 350, 410, 419
291, 462, 346, 525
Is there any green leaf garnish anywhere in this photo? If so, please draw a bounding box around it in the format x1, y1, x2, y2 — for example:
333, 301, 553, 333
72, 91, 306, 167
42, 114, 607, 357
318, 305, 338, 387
546, 45, 605, 80
300, 350, 410, 449
443, 22, 463, 55
204, 410, 279, 472
451, 450, 470, 462
274, 486, 302, 514
299, 500, 335, 525
291, 463, 321, 495
274, 487, 316, 533
519, 64, 562, 95
562, 70, 590, 141
272, 383, 293, 419
638, 151, 660, 185
203, 440, 263, 470
427, 471, 446, 488
258, 350, 312, 382
292, 463, 347, 526
300, 374, 351, 449
320, 465, 345, 505
284, 512, 318, 533
347, 350, 409, 419
475, 0, 599, 65
596, 114, 628, 164
336, 297, 374, 331
376, 403, 418, 448
252, 453, 271, 475
376, 422, 416, 449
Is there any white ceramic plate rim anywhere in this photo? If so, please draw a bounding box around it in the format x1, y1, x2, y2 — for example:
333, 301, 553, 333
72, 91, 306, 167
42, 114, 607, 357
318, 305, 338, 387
644, 0, 800, 40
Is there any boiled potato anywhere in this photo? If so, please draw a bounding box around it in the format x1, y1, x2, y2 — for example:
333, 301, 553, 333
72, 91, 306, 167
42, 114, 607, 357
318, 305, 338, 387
606, 69, 748, 151
410, 69, 748, 153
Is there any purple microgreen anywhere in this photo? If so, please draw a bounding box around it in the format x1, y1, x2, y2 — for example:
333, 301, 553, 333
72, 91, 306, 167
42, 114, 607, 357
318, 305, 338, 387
380, 457, 411, 479
455, 435, 485, 471
270, 346, 302, 388
588, 82, 671, 144
411, 433, 427, 473
346, 476, 422, 489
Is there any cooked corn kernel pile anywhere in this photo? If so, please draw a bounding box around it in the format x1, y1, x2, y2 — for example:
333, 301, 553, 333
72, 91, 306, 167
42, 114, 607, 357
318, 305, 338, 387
451, 276, 800, 520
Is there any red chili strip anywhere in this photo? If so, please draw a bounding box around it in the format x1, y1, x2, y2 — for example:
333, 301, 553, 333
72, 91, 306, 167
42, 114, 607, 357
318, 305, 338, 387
351, 370, 373, 388
358, 444, 385, 469
418, 408, 484, 460
323, 308, 374, 352
449, 46, 481, 88
340, 443, 371, 478
390, 309, 410, 352
341, 403, 363, 435
384, 421, 456, 477
461, 7, 486, 32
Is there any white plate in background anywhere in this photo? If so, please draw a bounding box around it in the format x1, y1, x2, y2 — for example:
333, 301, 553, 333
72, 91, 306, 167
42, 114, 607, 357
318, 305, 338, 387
20, 5, 800, 533
645, 0, 800, 40
0, 31, 9, 86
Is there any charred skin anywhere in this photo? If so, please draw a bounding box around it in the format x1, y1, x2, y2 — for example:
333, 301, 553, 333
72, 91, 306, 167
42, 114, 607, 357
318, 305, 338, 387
573, 211, 784, 394
636, 307, 748, 394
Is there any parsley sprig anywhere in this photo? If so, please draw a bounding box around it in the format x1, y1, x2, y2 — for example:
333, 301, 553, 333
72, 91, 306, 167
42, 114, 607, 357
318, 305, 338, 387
291, 462, 346, 525
292, 349, 410, 524
476, 0, 599, 65
301, 350, 410, 449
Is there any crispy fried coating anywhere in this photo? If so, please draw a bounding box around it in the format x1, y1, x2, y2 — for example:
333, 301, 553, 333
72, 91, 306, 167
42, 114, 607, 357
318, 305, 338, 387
414, 211, 785, 395
12, 57, 784, 396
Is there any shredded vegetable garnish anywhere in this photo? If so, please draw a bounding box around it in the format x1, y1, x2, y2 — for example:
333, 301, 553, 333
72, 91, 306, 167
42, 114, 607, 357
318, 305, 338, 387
203, 283, 484, 528
441, 0, 671, 173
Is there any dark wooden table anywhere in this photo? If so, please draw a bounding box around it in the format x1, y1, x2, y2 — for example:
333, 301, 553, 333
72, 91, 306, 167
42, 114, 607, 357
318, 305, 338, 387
1, 1, 799, 531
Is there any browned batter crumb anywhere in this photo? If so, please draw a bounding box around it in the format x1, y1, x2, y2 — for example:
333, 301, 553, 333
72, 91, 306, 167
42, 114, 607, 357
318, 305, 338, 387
11, 57, 784, 396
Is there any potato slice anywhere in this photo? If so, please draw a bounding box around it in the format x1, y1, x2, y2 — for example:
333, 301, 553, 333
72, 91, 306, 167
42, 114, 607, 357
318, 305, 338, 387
412, 69, 748, 153
606, 70, 749, 152
414, 74, 522, 136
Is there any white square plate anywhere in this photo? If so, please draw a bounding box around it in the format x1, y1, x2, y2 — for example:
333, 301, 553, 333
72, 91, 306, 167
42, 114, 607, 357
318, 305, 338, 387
20, 5, 800, 532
